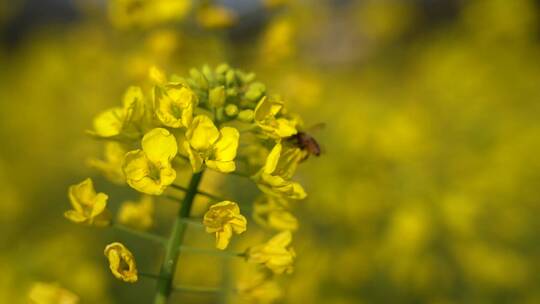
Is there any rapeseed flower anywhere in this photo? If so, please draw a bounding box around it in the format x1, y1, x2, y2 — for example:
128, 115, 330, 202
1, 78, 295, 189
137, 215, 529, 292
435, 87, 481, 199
255, 142, 307, 200
104, 242, 138, 283
87, 142, 127, 185
203, 201, 247, 250
154, 81, 198, 128
184, 115, 239, 173
123, 128, 178, 195
253, 195, 298, 231
64, 178, 111, 227
254, 97, 297, 139
117, 195, 154, 230
246, 231, 296, 274
28, 282, 79, 304
90, 86, 145, 139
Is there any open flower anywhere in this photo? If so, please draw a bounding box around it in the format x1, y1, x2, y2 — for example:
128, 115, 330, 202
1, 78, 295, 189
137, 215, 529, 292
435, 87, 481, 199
184, 115, 239, 173
104, 242, 138, 283
64, 178, 111, 227
203, 201, 247, 250
254, 97, 297, 139
87, 142, 127, 185
154, 81, 198, 128
246, 231, 296, 274
237, 270, 282, 304
254, 142, 307, 200
123, 128, 177, 195
117, 195, 154, 231
253, 196, 298, 231
90, 86, 145, 139
108, 0, 192, 29
28, 282, 79, 304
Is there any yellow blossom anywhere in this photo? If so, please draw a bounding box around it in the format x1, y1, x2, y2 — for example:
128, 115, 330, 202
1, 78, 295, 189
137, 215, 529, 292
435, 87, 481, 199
184, 115, 240, 173
90, 86, 145, 139
197, 5, 237, 29
154, 81, 198, 128
87, 142, 127, 185
117, 195, 154, 230
104, 242, 138, 283
246, 231, 296, 274
254, 96, 297, 139
203, 201, 247, 250
255, 142, 307, 200
64, 178, 111, 227
123, 128, 177, 195
237, 271, 282, 304
253, 196, 298, 231
108, 0, 192, 29
28, 282, 79, 304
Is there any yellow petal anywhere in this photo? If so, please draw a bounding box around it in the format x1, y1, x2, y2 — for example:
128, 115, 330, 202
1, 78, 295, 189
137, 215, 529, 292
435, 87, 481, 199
90, 193, 109, 218
216, 225, 233, 250
264, 143, 282, 174
63, 210, 87, 223
213, 127, 239, 162
92, 107, 123, 137
122, 86, 145, 124
184, 141, 204, 172
141, 128, 178, 165
205, 160, 235, 173
186, 115, 219, 151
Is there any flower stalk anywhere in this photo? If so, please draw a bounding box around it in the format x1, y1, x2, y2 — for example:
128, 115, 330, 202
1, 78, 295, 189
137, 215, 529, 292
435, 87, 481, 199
153, 171, 204, 304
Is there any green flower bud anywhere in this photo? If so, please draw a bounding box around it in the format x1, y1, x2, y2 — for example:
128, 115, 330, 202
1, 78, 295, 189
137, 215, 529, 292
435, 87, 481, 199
209, 85, 226, 108
189, 68, 208, 90
245, 82, 266, 102
216, 63, 230, 74
238, 109, 254, 122
226, 70, 236, 86
225, 104, 239, 117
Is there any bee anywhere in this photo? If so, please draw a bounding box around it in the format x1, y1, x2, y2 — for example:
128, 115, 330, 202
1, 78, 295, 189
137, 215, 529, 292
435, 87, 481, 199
286, 124, 324, 160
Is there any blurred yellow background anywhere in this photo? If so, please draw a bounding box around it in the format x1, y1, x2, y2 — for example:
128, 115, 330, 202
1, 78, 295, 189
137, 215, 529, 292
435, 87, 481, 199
1, 0, 539, 303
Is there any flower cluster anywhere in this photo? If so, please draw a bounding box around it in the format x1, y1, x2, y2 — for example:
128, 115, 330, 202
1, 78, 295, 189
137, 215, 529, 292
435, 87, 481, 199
64, 64, 315, 302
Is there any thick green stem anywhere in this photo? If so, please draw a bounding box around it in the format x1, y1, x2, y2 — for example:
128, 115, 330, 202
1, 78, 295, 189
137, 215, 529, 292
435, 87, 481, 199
153, 171, 204, 304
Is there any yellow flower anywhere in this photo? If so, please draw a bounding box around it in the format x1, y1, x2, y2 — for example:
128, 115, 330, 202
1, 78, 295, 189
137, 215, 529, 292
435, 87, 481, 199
196, 5, 237, 29
184, 115, 239, 173
203, 201, 247, 250
104, 242, 138, 283
90, 86, 145, 139
117, 195, 154, 231
253, 196, 298, 231
254, 96, 297, 139
255, 142, 307, 200
123, 128, 177, 195
154, 81, 198, 128
237, 271, 282, 304
246, 231, 296, 274
64, 178, 111, 227
108, 0, 192, 29
28, 282, 79, 304
87, 142, 127, 185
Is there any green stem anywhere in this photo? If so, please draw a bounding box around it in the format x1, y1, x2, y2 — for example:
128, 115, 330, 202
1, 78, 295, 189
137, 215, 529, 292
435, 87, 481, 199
178, 218, 205, 227
153, 171, 204, 304
112, 224, 166, 244
171, 184, 225, 201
